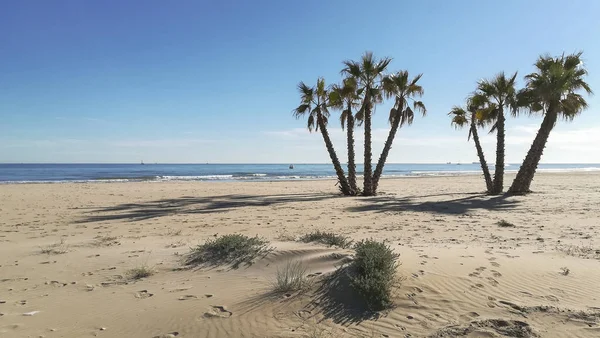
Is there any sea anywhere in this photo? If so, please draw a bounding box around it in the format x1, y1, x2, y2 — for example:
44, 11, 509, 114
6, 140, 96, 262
0, 163, 599, 184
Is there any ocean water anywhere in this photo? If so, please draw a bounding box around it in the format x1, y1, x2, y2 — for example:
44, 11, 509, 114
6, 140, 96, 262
0, 163, 599, 184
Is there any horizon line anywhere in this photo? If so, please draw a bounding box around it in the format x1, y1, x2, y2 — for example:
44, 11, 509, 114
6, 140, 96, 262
2, 162, 600, 165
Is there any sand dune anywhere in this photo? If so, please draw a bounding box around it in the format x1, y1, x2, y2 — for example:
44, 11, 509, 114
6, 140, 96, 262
1, 173, 600, 337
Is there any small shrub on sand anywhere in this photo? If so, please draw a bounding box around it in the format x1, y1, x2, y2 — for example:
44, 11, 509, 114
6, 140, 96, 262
127, 265, 154, 280
185, 234, 271, 268
272, 261, 311, 293
40, 238, 68, 255
349, 239, 399, 311
497, 220, 515, 228
92, 235, 120, 247
557, 243, 600, 259
300, 231, 353, 249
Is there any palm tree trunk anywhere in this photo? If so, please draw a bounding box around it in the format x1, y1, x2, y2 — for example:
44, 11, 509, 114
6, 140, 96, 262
318, 116, 352, 195
346, 112, 358, 194
508, 112, 558, 194
372, 117, 400, 194
491, 110, 505, 195
362, 104, 374, 196
471, 123, 493, 193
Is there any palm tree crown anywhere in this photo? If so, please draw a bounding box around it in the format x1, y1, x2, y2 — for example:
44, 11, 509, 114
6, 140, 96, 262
293, 78, 331, 132
382, 71, 427, 126
341, 52, 392, 122
517, 52, 592, 119
329, 77, 360, 129
475, 72, 518, 131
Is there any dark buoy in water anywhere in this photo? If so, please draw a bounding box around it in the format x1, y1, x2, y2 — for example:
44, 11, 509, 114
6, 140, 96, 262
289, 164, 294, 169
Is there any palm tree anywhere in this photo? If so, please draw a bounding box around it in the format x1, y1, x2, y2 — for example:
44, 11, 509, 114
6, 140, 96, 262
476, 72, 518, 195
293, 78, 352, 195
449, 95, 493, 193
508, 52, 592, 194
341, 52, 392, 196
330, 78, 361, 195
372, 71, 426, 193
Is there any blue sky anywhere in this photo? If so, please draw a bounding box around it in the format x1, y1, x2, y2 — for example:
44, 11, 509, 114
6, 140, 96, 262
1, 0, 599, 163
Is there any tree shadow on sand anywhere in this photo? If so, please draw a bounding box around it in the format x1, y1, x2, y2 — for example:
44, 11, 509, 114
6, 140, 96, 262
306, 266, 382, 325
236, 266, 381, 327
347, 193, 520, 215
75, 193, 340, 223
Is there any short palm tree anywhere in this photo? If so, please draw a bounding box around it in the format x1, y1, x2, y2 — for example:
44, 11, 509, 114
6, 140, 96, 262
372, 71, 426, 193
449, 95, 493, 193
476, 72, 518, 195
330, 78, 361, 195
341, 52, 392, 196
293, 78, 352, 195
509, 52, 592, 194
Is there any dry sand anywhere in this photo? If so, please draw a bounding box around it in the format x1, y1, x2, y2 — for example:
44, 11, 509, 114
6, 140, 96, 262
1, 173, 600, 338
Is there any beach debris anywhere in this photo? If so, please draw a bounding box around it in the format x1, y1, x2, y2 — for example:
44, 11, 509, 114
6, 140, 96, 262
23, 311, 40, 316
153, 332, 179, 338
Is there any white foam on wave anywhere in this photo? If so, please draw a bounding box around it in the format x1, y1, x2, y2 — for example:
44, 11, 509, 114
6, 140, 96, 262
159, 175, 234, 181
536, 167, 600, 173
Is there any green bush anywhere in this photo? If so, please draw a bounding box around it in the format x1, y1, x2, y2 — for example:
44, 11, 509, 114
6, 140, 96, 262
299, 231, 353, 249
350, 239, 399, 310
185, 234, 271, 268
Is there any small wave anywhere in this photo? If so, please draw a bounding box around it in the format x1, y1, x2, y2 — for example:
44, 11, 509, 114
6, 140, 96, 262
537, 167, 600, 173
159, 175, 234, 181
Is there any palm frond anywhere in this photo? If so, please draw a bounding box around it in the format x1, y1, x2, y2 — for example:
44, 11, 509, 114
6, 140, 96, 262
293, 103, 311, 119
413, 100, 426, 116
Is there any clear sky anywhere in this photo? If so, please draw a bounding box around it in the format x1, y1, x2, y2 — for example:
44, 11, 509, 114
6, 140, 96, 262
1, 0, 599, 163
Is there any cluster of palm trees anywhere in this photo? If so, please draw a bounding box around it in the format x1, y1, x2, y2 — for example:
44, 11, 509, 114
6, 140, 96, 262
451, 51, 592, 195
294, 51, 591, 197
294, 52, 426, 196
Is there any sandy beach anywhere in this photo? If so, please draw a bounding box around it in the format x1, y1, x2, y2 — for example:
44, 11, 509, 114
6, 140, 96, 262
1, 173, 600, 337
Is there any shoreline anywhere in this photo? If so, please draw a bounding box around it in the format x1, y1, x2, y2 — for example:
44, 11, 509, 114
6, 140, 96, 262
1, 170, 599, 186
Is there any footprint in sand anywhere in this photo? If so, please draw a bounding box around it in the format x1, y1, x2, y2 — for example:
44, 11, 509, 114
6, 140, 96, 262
475, 267, 487, 272
135, 290, 154, 299
178, 295, 198, 301
491, 270, 502, 277
471, 283, 485, 290
469, 272, 481, 278
490, 261, 501, 267
545, 295, 559, 302
203, 305, 232, 318
487, 277, 499, 286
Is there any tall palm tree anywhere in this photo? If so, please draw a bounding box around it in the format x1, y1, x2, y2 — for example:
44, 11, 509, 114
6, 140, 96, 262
330, 78, 361, 195
341, 52, 392, 196
449, 95, 493, 193
293, 78, 352, 195
476, 72, 518, 195
509, 52, 592, 194
372, 71, 426, 193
